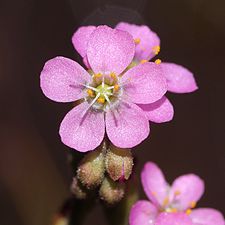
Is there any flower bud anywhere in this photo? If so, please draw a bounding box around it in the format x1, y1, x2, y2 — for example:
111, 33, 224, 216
105, 145, 133, 181
70, 177, 87, 200
99, 176, 125, 204
77, 143, 106, 189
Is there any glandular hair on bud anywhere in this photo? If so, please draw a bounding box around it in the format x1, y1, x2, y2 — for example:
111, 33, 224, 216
105, 145, 133, 181
77, 144, 106, 189
70, 177, 87, 200
99, 176, 125, 204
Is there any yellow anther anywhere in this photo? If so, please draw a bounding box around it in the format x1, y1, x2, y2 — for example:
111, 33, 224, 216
155, 59, 162, 64
190, 201, 197, 209
163, 197, 169, 207
166, 208, 177, 213
140, 59, 148, 64
97, 97, 105, 104
113, 84, 119, 92
170, 208, 178, 213
110, 72, 117, 79
186, 209, 192, 215
94, 73, 102, 79
152, 45, 160, 55
134, 38, 141, 44
174, 190, 181, 196
87, 89, 95, 97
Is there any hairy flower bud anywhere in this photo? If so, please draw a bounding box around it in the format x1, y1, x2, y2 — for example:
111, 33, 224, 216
99, 176, 125, 204
105, 145, 133, 181
77, 143, 106, 189
70, 177, 87, 199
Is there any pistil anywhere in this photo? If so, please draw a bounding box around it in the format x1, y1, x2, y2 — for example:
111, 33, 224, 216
85, 72, 121, 110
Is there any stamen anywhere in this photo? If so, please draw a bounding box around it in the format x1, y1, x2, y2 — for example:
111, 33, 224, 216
90, 93, 100, 107
186, 209, 192, 215
162, 197, 169, 207
103, 94, 111, 104
84, 85, 99, 92
110, 72, 117, 80
140, 59, 148, 64
170, 208, 177, 213
155, 59, 162, 64
106, 86, 115, 90
166, 208, 177, 213
113, 84, 119, 92
102, 76, 105, 88
87, 89, 95, 97
93, 73, 102, 79
152, 45, 160, 55
81, 93, 100, 117
84, 71, 121, 110
134, 38, 141, 44
190, 201, 197, 209
97, 96, 105, 104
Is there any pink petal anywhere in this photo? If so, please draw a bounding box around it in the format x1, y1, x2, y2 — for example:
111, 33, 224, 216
116, 22, 160, 61
141, 162, 169, 208
105, 102, 149, 148
190, 208, 225, 225
129, 200, 158, 225
59, 102, 105, 152
121, 62, 167, 104
155, 212, 194, 225
86, 25, 135, 75
72, 26, 96, 58
162, 63, 198, 93
138, 96, 174, 123
40, 57, 91, 102
170, 174, 205, 210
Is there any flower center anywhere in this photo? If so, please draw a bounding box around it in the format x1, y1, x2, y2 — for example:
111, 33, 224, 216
96, 83, 112, 104
85, 72, 122, 111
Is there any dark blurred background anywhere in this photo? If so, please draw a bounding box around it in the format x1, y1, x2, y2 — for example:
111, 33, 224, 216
0, 0, 225, 224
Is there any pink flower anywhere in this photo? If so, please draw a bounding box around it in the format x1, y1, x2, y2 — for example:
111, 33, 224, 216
115, 22, 198, 94
40, 25, 169, 152
129, 162, 225, 225
72, 25, 175, 124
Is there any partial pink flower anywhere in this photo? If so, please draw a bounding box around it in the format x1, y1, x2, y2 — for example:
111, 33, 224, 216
41, 25, 168, 152
162, 62, 198, 93
129, 162, 225, 225
115, 22, 160, 61
115, 22, 198, 94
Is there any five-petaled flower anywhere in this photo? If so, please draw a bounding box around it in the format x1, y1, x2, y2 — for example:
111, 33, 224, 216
129, 162, 225, 225
41, 25, 169, 152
